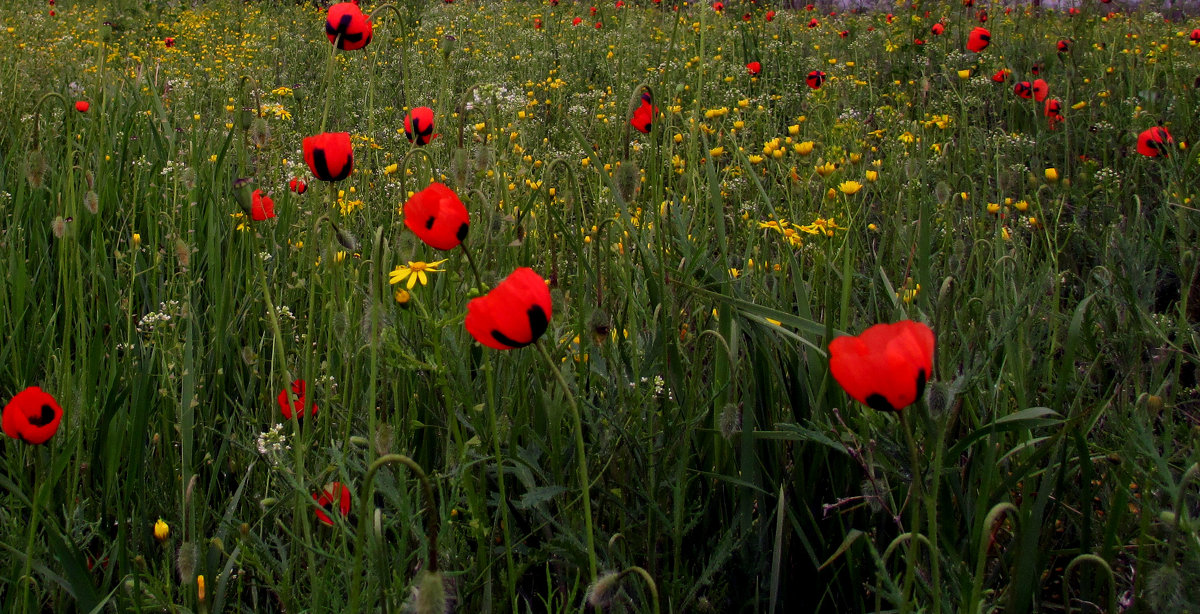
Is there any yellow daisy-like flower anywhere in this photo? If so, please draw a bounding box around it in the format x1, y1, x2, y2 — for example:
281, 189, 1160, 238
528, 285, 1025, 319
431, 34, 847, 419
389, 260, 447, 289
814, 161, 837, 177
838, 181, 863, 195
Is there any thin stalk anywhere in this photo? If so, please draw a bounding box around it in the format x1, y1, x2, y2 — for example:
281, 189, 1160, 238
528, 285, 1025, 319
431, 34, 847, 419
484, 359, 518, 610
899, 411, 923, 614
534, 339, 597, 582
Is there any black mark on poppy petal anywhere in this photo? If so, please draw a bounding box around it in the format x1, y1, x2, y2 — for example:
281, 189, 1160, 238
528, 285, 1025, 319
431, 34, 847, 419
425, 215, 437, 229
915, 369, 927, 401
456, 223, 469, 241
29, 404, 56, 427
489, 305, 548, 349
490, 329, 528, 349
314, 149, 352, 181
865, 394, 896, 413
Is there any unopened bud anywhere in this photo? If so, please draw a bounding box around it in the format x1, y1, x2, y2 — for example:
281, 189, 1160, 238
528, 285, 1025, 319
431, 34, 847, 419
415, 571, 447, 614
586, 572, 621, 610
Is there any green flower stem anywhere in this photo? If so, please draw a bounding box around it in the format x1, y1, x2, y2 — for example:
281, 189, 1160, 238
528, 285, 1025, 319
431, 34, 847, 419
617, 566, 661, 614
458, 241, 487, 290
899, 410, 923, 614
349, 454, 440, 611
534, 339, 597, 582
484, 359, 518, 609
319, 34, 341, 133
924, 399, 945, 614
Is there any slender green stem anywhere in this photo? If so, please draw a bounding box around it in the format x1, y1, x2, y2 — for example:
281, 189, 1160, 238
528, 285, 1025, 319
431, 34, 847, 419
925, 399, 945, 614
319, 34, 341, 133
484, 359, 518, 610
899, 411, 923, 614
459, 241, 487, 290
534, 339, 597, 582
617, 566, 661, 614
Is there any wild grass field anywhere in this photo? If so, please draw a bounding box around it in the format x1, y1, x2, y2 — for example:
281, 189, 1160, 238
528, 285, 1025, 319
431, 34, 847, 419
1, 0, 1199, 611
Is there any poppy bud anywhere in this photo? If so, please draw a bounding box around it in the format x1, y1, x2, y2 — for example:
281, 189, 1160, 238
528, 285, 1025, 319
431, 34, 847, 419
465, 268, 552, 350
403, 107, 440, 146
25, 150, 48, 189
587, 573, 622, 610
404, 182, 470, 250
829, 321, 935, 412
232, 177, 254, 215
451, 147, 471, 186
2, 386, 64, 444
325, 2, 373, 51
414, 571, 447, 614
83, 190, 99, 214
330, 221, 361, 251
615, 163, 640, 202
303, 132, 354, 182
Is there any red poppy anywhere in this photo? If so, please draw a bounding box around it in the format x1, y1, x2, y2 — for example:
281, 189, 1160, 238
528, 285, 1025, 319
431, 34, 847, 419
550, 0, 559, 5
278, 379, 317, 420
1068, 7, 1079, 16
746, 61, 762, 75
403, 107, 440, 146
615, 0, 624, 7
1014, 81, 1033, 99
967, 27, 991, 52
742, 12, 751, 21
164, 37, 175, 47
403, 182, 470, 250
1045, 99, 1064, 129
1137, 126, 1174, 157
712, 1, 723, 12
49, 10, 55, 16
289, 177, 308, 194
302, 132, 354, 182
1032, 78, 1049, 102
1031, 63, 1042, 76
765, 10, 775, 21
807, 18, 819, 28
829, 321, 934, 413
573, 16, 583, 25
629, 92, 658, 134
325, 2, 373, 51
3, 386, 63, 445
250, 190, 275, 221
806, 70, 827, 89
534, 18, 543, 29
1056, 39, 1071, 53
1190, 28, 1200, 42
992, 69, 1009, 83
313, 482, 351, 526
886, 13, 894, 23
75, 101, 89, 113
590, 6, 597, 14
914, 38, 925, 45
962, 0, 973, 6
465, 267, 552, 350
595, 21, 603, 28
806, 3, 815, 10
839, 30, 849, 38
930, 23, 944, 35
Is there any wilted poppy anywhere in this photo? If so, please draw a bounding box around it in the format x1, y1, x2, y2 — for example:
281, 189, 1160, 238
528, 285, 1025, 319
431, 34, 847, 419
746, 61, 762, 75
403, 182, 470, 250
829, 320, 934, 413
992, 69, 1009, 83
931, 23, 944, 35
2, 386, 63, 445
278, 379, 317, 420
1014, 81, 1033, 99
251, 190, 275, 221
75, 100, 89, 113
289, 177, 308, 194
313, 482, 351, 526
403, 107, 439, 146
465, 267, 552, 350
967, 27, 991, 52
302, 132, 354, 182
325, 2, 373, 51
806, 70, 827, 89
1032, 78, 1049, 102
1137, 126, 1174, 157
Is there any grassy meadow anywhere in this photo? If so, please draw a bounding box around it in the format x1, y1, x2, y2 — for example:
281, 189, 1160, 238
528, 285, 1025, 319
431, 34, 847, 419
2, 0, 1200, 611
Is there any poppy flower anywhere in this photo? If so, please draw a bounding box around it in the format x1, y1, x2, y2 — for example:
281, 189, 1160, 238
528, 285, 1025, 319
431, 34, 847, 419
1068, 7, 1080, 16
164, 37, 175, 47
313, 482, 351, 526
573, 16, 583, 25
1190, 28, 1200, 42
913, 38, 925, 46
465, 267, 552, 351
1032, 78, 1049, 102
712, 1, 723, 12
931, 23, 944, 35
3, 386, 63, 445
839, 30, 849, 38
742, 12, 751, 22
75, 101, 89, 113
302, 132, 354, 182
1045, 99, 1064, 129
966, 27, 991, 52
615, 0, 624, 7
289, 177, 308, 194
325, 2, 373, 51
1014, 81, 1033, 99
534, 18, 543, 29
1031, 63, 1042, 76
807, 18, 819, 28
806, 70, 827, 89
992, 69, 1009, 83
594, 21, 603, 28
746, 61, 762, 75
278, 379, 317, 420
403, 182, 470, 250
403, 107, 439, 146
251, 190, 276, 221
765, 10, 775, 21
1137, 126, 1174, 157
806, 3, 815, 10
828, 320, 934, 413
1056, 39, 1071, 53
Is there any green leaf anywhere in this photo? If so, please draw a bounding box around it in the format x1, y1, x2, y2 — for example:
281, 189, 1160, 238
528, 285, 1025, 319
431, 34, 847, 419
945, 407, 1062, 460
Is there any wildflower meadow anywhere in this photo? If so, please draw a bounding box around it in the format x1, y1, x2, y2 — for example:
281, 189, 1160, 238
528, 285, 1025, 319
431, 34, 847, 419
2, 0, 1200, 611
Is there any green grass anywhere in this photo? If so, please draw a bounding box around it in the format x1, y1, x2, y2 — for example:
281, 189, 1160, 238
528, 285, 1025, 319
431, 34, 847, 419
2, 0, 1199, 611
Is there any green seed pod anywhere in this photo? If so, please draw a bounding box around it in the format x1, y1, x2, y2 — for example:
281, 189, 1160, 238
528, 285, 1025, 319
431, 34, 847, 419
25, 150, 48, 189
330, 221, 361, 251
250, 118, 270, 148
451, 147, 470, 187
232, 177, 254, 215
586, 572, 621, 610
